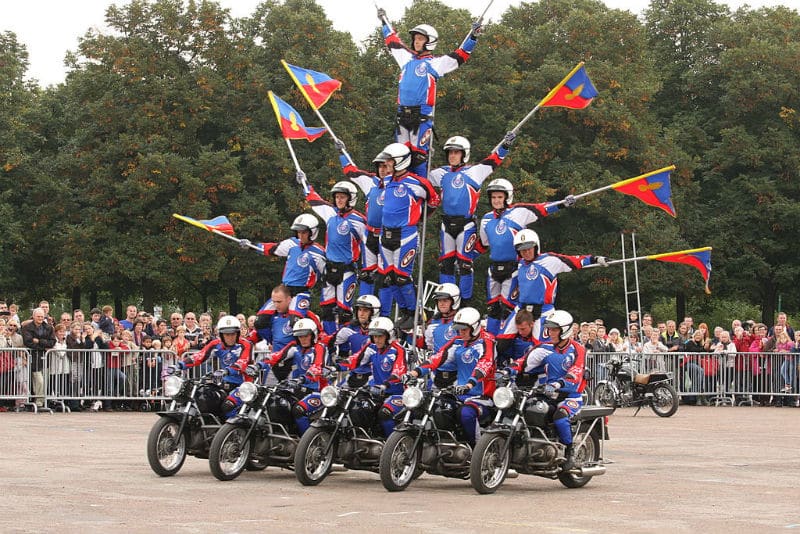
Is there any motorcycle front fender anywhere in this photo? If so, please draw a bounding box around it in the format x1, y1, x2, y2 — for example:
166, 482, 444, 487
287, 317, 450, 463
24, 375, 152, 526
310, 417, 339, 431
156, 411, 186, 422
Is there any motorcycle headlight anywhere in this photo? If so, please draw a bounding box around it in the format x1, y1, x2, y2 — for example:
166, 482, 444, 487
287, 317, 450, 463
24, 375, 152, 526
164, 375, 185, 398
402, 386, 424, 409
493, 386, 515, 410
321, 386, 339, 407
238, 382, 258, 404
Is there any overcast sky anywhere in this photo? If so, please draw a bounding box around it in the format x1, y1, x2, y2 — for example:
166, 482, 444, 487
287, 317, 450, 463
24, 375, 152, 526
3, 0, 793, 87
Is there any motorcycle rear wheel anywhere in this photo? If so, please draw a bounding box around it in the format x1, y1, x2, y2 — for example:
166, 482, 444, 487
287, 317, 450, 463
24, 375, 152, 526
147, 417, 187, 477
558, 432, 600, 488
209, 423, 251, 481
650, 383, 679, 417
470, 433, 510, 494
295, 427, 335, 486
380, 431, 420, 492
593, 383, 618, 409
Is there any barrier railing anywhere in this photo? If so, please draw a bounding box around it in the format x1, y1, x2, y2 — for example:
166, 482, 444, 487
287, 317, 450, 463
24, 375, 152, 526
4, 347, 796, 413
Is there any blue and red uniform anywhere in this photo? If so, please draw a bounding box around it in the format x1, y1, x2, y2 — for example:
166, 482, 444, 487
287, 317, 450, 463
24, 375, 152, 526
259, 237, 326, 294
304, 183, 367, 334
341, 155, 387, 295
512, 340, 587, 446
382, 22, 478, 176
415, 331, 496, 444
498, 252, 596, 342
341, 340, 407, 437
478, 203, 558, 334
429, 146, 508, 300
378, 170, 440, 317
178, 337, 253, 418
333, 321, 371, 361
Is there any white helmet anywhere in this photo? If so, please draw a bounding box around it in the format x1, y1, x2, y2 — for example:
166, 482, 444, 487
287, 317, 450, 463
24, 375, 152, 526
292, 318, 318, 339
354, 294, 381, 315
368, 316, 395, 339
485, 178, 514, 205
216, 315, 240, 335
409, 24, 438, 51
331, 181, 358, 209
544, 310, 574, 341
432, 283, 461, 310
443, 136, 470, 164
452, 307, 482, 337
513, 229, 540, 252
373, 142, 411, 172
290, 213, 320, 240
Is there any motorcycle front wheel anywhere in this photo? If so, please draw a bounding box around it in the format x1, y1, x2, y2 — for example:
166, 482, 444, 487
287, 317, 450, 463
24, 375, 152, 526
470, 433, 510, 494
650, 383, 679, 417
558, 432, 600, 489
208, 423, 252, 481
295, 427, 335, 486
380, 431, 420, 492
147, 417, 187, 477
593, 383, 618, 409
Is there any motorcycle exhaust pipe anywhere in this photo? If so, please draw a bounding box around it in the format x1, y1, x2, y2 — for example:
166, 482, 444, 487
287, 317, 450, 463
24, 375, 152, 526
576, 465, 606, 477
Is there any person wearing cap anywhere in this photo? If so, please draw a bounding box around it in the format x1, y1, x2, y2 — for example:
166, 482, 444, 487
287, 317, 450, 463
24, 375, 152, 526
407, 307, 496, 445
377, 7, 482, 176
607, 328, 625, 352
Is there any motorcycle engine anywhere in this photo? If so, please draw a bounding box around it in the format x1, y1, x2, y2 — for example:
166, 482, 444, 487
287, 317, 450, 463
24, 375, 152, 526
433, 396, 461, 431
195, 385, 226, 416
523, 438, 558, 465
267, 392, 294, 425
348, 397, 377, 430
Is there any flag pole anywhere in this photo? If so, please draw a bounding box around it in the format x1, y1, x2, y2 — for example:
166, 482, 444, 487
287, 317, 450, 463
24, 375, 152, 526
493, 61, 585, 153
546, 165, 677, 208
459, 0, 495, 48
581, 246, 712, 269
410, 149, 434, 355
172, 213, 262, 252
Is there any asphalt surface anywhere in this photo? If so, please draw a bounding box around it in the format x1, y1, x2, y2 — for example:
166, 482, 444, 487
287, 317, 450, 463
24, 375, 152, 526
2, 405, 799, 533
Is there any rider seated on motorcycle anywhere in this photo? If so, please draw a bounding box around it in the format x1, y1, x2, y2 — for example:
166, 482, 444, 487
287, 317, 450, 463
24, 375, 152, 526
406, 307, 496, 445
338, 317, 407, 437
250, 318, 329, 435
333, 294, 381, 361
168, 315, 254, 418
510, 309, 586, 470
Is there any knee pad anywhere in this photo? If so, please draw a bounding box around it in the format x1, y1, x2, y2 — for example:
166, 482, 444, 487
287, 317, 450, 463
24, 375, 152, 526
339, 311, 353, 325
378, 406, 394, 421
440, 256, 456, 276
358, 270, 375, 284
457, 259, 473, 274
320, 304, 336, 322
220, 399, 236, 415
410, 149, 428, 169
553, 407, 570, 421
292, 403, 307, 419
488, 301, 506, 321
254, 313, 272, 331
396, 274, 413, 287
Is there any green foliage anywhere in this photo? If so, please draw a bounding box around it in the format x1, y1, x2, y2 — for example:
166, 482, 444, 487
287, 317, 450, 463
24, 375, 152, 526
1, 0, 798, 325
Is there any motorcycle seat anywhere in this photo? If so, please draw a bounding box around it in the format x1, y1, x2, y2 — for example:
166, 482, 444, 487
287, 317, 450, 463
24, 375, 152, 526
574, 405, 614, 420
634, 373, 650, 385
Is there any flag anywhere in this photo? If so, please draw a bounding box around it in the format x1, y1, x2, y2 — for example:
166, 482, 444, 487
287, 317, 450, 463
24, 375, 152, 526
540, 62, 598, 109
611, 166, 677, 217
253, 243, 277, 256
281, 60, 341, 110
268, 91, 327, 142
648, 247, 712, 294
172, 213, 235, 236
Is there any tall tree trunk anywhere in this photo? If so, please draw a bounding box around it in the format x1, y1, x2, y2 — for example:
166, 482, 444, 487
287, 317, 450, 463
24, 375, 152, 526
142, 281, 154, 314
114, 296, 123, 320
89, 291, 98, 310
762, 280, 776, 325
71, 286, 81, 314
675, 291, 686, 325
201, 286, 208, 314
228, 287, 238, 315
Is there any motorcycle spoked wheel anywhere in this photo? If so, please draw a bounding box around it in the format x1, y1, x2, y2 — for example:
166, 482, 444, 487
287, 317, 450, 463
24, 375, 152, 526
470, 433, 510, 494
593, 383, 618, 409
294, 427, 335, 486
208, 423, 252, 481
650, 383, 679, 417
380, 431, 420, 492
147, 417, 187, 477
558, 432, 600, 488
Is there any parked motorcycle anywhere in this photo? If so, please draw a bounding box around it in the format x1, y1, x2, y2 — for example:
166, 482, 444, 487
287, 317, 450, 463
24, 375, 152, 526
470, 380, 612, 494
146, 370, 228, 476
207, 378, 306, 481
379, 379, 472, 492
294, 375, 386, 486
594, 357, 678, 417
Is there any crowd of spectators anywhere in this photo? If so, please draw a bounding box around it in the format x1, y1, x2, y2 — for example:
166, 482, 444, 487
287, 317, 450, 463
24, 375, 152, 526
1, 300, 798, 410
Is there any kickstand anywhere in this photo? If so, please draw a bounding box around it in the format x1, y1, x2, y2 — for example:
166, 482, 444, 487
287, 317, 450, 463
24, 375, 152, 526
633, 405, 642, 417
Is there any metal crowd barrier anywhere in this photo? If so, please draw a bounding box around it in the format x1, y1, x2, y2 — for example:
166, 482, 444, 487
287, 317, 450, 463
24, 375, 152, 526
585, 350, 800, 406
6, 347, 795, 413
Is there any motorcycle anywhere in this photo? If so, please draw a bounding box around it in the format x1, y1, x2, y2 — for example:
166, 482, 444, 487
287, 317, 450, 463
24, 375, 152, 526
293, 373, 386, 486
146, 369, 228, 476
470, 379, 613, 494
594, 356, 679, 417
207, 378, 306, 481
379, 379, 472, 492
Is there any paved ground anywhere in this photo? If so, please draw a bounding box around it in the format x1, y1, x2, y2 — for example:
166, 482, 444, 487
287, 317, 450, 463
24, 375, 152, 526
2, 405, 799, 533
